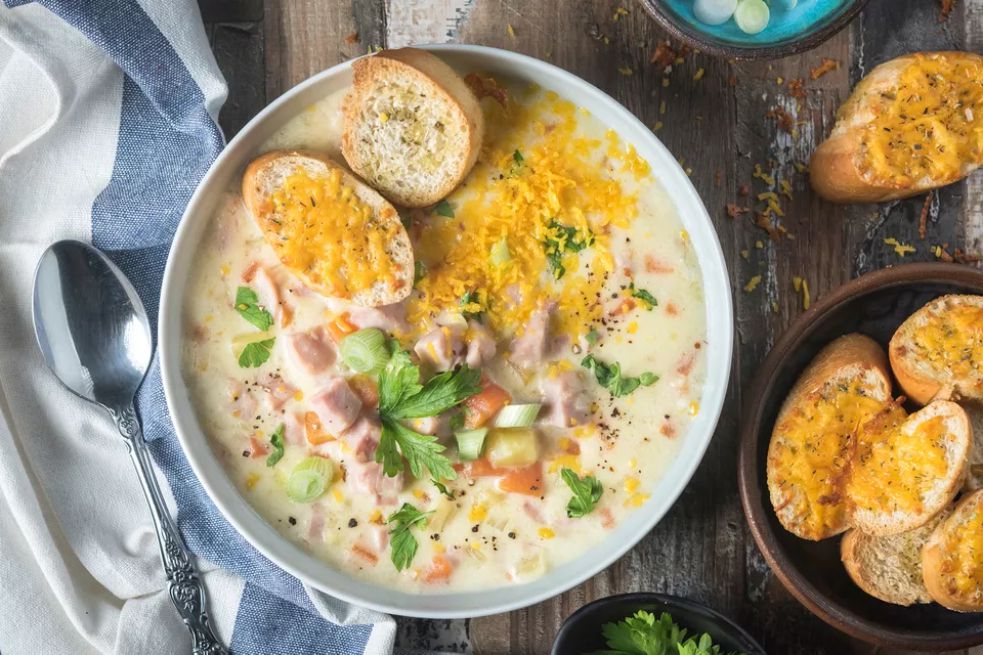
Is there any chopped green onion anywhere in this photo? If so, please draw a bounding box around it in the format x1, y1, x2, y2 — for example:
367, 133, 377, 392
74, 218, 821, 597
492, 403, 542, 428
585, 329, 600, 345
340, 328, 389, 374
490, 237, 511, 265
455, 427, 488, 461
734, 0, 769, 34
286, 456, 333, 503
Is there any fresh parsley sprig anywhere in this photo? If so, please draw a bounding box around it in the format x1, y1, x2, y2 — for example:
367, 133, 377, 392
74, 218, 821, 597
387, 503, 433, 571
592, 610, 744, 655
375, 346, 482, 483
239, 338, 275, 368
629, 283, 658, 310
560, 468, 603, 518
582, 354, 658, 397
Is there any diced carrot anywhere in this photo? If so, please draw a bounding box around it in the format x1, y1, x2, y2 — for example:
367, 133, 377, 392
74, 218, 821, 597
351, 543, 378, 565
325, 313, 357, 342
498, 462, 543, 496
423, 554, 454, 583
348, 374, 379, 408
463, 379, 511, 428
305, 411, 334, 445
248, 435, 268, 458
464, 458, 507, 477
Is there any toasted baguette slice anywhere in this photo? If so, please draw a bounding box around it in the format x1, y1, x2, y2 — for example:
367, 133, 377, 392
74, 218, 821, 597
889, 294, 983, 406
964, 402, 983, 492
242, 150, 413, 306
848, 400, 970, 536
768, 334, 893, 541
810, 51, 983, 203
341, 48, 485, 208
922, 489, 983, 612
841, 509, 950, 606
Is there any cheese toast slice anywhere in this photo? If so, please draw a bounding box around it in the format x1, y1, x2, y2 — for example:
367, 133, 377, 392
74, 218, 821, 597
242, 150, 413, 307
341, 48, 485, 207
889, 294, 983, 406
841, 509, 950, 606
810, 52, 983, 203
847, 400, 970, 536
767, 334, 893, 541
922, 489, 983, 612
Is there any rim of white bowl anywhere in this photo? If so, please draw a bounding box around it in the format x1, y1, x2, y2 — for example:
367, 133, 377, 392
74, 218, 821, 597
159, 44, 734, 619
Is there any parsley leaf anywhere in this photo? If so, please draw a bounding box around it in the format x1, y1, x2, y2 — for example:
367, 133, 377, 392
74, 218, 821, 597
387, 503, 433, 571
265, 424, 285, 467
434, 199, 455, 218
543, 219, 594, 279
235, 286, 274, 331
630, 284, 658, 310
377, 418, 458, 482
239, 338, 275, 368
513, 149, 524, 165
388, 367, 481, 419
585, 329, 600, 346
414, 260, 427, 287
581, 354, 658, 397
377, 347, 423, 414
560, 468, 603, 518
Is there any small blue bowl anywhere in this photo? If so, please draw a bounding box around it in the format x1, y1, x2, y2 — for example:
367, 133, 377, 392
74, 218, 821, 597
551, 592, 766, 655
639, 0, 868, 59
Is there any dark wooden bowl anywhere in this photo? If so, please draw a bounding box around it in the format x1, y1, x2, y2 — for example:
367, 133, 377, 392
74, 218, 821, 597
738, 263, 983, 650
551, 592, 766, 654
637, 0, 868, 60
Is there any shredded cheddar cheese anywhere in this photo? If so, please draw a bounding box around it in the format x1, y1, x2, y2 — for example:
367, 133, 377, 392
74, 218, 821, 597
264, 167, 402, 298
408, 88, 646, 340
857, 53, 983, 187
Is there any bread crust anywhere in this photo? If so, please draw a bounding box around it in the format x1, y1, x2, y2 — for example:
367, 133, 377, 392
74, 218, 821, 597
241, 149, 413, 306
922, 489, 983, 612
810, 51, 983, 204
341, 48, 485, 207
889, 294, 983, 406
767, 334, 892, 540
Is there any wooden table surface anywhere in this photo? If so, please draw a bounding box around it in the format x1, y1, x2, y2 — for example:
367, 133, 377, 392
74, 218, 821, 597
197, 1, 983, 653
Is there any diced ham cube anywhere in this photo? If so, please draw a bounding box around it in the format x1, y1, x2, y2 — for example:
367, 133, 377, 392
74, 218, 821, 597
539, 371, 592, 428
341, 417, 383, 462
510, 303, 554, 368
284, 326, 336, 377
257, 374, 296, 410
282, 412, 305, 446
347, 302, 408, 335
310, 378, 362, 435
365, 523, 389, 551
309, 503, 325, 541
465, 320, 497, 368
227, 381, 257, 420
243, 263, 292, 327
410, 414, 452, 439
414, 326, 466, 371
347, 459, 404, 505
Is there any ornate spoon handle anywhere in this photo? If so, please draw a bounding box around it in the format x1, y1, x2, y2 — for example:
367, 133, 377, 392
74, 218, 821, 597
112, 404, 228, 655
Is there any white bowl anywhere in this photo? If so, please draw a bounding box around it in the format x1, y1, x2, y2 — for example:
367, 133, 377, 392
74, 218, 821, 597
159, 44, 734, 619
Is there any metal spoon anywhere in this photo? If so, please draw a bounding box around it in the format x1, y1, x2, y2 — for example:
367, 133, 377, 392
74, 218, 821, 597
32, 240, 227, 655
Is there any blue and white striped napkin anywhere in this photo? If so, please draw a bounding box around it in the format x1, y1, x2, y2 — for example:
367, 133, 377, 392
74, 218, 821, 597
0, 1, 395, 653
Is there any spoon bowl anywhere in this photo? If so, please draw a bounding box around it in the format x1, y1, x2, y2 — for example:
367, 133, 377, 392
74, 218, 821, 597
33, 240, 152, 408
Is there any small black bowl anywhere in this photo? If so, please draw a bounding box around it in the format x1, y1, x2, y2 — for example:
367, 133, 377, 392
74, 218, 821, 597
552, 592, 766, 654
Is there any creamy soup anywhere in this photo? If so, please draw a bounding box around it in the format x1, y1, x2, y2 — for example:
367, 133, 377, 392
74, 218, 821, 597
182, 79, 707, 592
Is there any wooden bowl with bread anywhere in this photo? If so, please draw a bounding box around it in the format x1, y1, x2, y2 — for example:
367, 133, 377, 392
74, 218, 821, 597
738, 263, 983, 649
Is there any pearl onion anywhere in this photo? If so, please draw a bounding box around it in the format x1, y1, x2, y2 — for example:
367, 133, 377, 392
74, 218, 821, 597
693, 0, 738, 26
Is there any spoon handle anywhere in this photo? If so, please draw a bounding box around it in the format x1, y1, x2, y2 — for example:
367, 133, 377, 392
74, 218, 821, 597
112, 404, 228, 655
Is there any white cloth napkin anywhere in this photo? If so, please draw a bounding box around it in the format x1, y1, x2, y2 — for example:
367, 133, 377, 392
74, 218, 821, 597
0, 2, 395, 653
